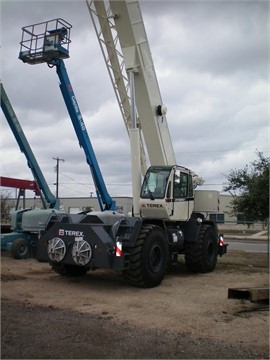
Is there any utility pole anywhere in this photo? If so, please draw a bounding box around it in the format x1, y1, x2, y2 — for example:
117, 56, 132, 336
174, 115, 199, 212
53, 157, 65, 198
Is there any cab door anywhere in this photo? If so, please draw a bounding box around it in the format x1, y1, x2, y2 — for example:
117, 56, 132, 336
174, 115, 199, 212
171, 168, 194, 221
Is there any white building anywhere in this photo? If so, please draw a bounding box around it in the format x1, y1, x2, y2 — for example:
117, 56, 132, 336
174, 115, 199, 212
5, 191, 236, 223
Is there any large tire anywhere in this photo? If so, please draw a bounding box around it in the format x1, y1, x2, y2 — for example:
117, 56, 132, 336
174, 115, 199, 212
50, 263, 88, 277
10, 238, 29, 259
185, 224, 218, 273
124, 224, 168, 288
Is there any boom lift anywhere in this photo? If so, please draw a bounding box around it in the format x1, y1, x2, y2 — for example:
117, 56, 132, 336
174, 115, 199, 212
19, 18, 116, 213
0, 82, 64, 259
1, 82, 58, 210
28, 5, 226, 288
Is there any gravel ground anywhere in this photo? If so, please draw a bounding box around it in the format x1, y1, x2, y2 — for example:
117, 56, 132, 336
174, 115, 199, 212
1, 250, 269, 359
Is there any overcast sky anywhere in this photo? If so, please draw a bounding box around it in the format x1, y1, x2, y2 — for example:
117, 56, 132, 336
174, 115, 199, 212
1, 0, 269, 201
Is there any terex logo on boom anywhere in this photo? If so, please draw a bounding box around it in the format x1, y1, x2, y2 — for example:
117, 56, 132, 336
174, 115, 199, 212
59, 229, 84, 237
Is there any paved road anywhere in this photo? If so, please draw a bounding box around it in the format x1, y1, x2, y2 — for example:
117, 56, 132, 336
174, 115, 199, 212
227, 240, 269, 253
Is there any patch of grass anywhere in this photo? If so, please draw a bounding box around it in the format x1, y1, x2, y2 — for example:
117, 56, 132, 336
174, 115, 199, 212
220, 250, 268, 267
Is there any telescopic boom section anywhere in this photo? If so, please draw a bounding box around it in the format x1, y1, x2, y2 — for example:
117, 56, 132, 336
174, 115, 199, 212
89, 0, 176, 167
0, 82, 59, 209
55, 59, 116, 211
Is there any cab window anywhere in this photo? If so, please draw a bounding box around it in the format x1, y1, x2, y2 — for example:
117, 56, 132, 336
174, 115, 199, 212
140, 168, 170, 199
188, 174, 194, 198
173, 170, 188, 198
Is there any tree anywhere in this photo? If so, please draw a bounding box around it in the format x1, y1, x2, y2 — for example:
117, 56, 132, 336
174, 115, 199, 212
224, 151, 269, 222
1, 191, 12, 222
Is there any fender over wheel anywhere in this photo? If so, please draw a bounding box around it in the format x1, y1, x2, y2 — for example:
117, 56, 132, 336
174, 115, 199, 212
124, 224, 168, 288
185, 224, 218, 273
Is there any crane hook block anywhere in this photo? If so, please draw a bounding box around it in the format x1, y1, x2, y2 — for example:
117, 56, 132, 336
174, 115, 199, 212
157, 104, 167, 116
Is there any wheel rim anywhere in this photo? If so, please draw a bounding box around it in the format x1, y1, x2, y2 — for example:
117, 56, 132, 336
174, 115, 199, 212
47, 237, 66, 262
72, 240, 92, 266
18, 244, 27, 256
149, 243, 162, 273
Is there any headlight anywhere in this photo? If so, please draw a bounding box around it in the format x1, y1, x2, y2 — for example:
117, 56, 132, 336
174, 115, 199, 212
72, 239, 92, 266
47, 237, 66, 262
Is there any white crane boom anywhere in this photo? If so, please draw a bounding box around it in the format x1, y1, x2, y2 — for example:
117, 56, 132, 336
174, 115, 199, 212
86, 0, 176, 168
86, 0, 147, 175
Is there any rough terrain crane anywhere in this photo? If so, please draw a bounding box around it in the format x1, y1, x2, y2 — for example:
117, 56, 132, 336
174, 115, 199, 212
86, 0, 205, 214
0, 82, 65, 258
27, 3, 226, 287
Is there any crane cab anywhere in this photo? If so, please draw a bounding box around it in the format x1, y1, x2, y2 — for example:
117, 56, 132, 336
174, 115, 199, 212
139, 165, 195, 221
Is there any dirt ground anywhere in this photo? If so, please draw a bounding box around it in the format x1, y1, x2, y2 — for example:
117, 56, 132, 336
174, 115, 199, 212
1, 249, 269, 359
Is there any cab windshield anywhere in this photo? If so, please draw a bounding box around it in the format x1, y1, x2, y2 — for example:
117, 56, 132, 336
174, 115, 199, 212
140, 168, 171, 199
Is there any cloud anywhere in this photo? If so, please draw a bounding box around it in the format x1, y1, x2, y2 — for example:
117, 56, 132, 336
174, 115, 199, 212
1, 0, 269, 201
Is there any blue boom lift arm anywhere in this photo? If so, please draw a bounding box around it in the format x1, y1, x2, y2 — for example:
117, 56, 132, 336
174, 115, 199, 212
54, 59, 116, 211
19, 18, 116, 212
0, 81, 59, 209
